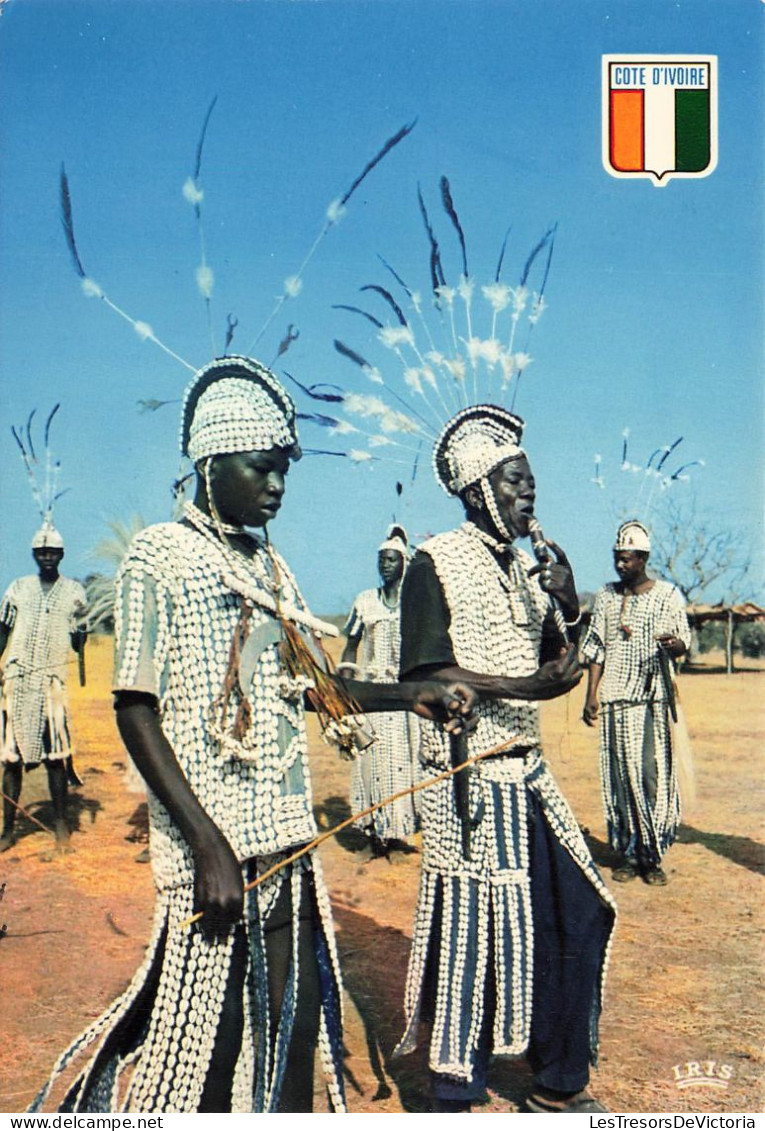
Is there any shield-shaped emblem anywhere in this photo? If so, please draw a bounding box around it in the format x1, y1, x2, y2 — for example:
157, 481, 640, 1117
603, 55, 718, 186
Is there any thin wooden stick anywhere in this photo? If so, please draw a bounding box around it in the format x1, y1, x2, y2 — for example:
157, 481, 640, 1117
180, 734, 527, 929
0, 788, 55, 837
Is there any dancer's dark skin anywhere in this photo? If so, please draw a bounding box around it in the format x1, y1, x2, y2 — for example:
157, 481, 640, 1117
118, 449, 475, 936
115, 446, 477, 1112
0, 546, 86, 854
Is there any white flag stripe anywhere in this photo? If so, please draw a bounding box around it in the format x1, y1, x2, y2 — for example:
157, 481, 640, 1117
644, 81, 675, 176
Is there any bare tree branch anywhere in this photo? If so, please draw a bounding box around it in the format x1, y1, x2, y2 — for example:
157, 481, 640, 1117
650, 494, 754, 604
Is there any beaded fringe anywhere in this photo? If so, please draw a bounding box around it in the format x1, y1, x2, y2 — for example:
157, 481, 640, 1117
599, 701, 680, 865
30, 857, 346, 1114
395, 764, 617, 1078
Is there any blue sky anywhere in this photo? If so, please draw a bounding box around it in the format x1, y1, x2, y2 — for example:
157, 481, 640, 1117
0, 0, 761, 614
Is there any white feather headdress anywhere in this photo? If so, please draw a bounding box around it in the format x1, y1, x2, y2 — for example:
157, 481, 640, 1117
589, 429, 705, 523
291, 178, 555, 482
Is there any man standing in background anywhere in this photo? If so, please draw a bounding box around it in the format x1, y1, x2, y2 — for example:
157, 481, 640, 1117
340, 525, 421, 859
0, 522, 87, 853
581, 520, 691, 886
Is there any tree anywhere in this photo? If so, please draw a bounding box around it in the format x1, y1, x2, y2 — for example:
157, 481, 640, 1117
649, 495, 761, 673
649, 495, 755, 604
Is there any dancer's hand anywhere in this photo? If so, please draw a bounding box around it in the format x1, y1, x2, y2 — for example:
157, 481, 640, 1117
412, 682, 478, 734
657, 633, 686, 658
582, 696, 599, 726
528, 540, 578, 620
523, 646, 583, 701
192, 832, 244, 940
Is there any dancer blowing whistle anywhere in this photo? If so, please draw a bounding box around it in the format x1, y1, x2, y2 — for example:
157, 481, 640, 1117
31, 356, 475, 1116
394, 404, 617, 1114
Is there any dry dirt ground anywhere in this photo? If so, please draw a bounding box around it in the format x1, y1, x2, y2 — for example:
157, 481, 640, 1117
0, 636, 762, 1114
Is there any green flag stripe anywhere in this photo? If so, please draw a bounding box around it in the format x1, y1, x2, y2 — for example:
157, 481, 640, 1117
675, 89, 710, 172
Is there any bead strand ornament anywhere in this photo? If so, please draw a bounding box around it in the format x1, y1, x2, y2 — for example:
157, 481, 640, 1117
185, 473, 371, 760
266, 549, 374, 760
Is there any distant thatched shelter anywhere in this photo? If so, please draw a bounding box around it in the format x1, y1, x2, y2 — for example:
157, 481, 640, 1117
685, 602, 765, 673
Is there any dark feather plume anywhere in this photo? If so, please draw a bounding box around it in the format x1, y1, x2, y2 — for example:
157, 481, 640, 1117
297, 412, 341, 428
26, 410, 38, 463
537, 222, 557, 297
223, 314, 239, 355
411, 444, 422, 484
282, 370, 345, 404
494, 225, 512, 282
334, 342, 429, 428
360, 285, 407, 326
301, 448, 354, 459
172, 471, 195, 498
417, 185, 445, 294
377, 254, 413, 298
137, 398, 178, 414
440, 176, 468, 277
193, 95, 218, 181
10, 426, 27, 458
331, 304, 384, 329
656, 437, 683, 472
334, 340, 373, 370
339, 119, 417, 206
520, 225, 555, 287
43, 403, 60, 449
276, 323, 299, 358
671, 460, 701, 480
59, 165, 86, 279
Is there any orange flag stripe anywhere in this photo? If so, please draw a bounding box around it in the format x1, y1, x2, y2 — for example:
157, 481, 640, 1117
610, 90, 644, 171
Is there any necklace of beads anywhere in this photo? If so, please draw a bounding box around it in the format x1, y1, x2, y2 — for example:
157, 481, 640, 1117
379, 586, 400, 611
183, 504, 248, 537
183, 501, 338, 638
618, 581, 655, 638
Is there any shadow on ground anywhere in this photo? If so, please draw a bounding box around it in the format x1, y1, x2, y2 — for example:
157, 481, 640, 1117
676, 824, 765, 877
582, 819, 765, 879
682, 663, 763, 676
314, 795, 372, 854
2, 787, 102, 852
581, 828, 622, 872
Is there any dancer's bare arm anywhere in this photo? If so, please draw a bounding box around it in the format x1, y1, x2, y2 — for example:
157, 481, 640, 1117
115, 692, 242, 937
